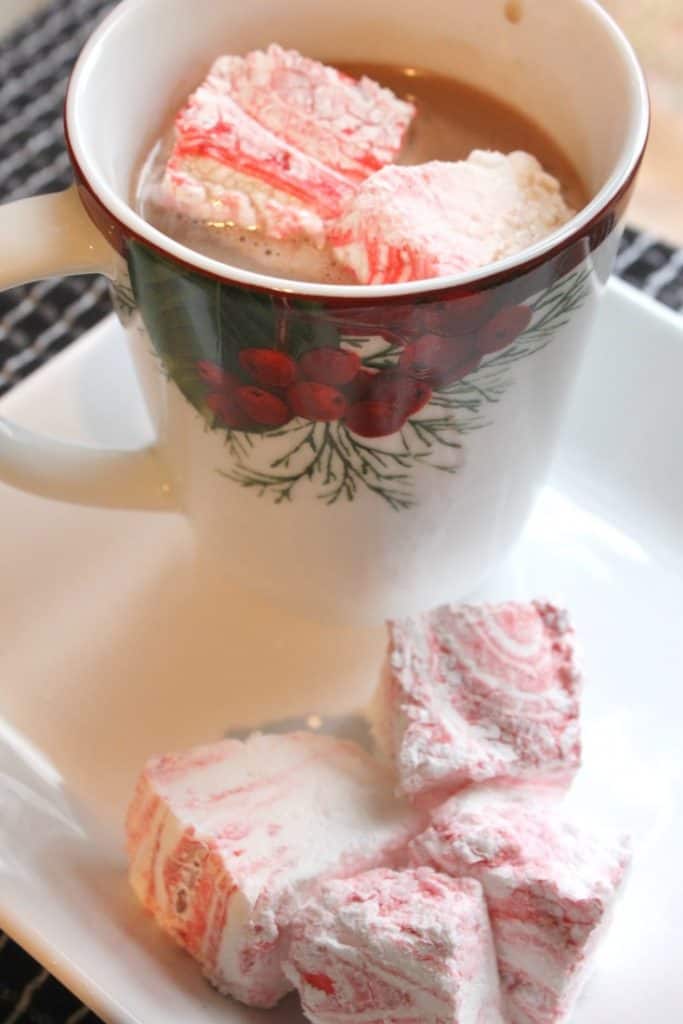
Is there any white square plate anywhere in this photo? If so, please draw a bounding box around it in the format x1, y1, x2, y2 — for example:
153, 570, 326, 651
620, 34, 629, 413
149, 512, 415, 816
1, 279, 682, 1023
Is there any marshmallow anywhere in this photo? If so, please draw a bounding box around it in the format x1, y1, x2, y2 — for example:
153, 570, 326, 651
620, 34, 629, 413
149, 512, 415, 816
126, 732, 418, 1007
374, 601, 582, 801
411, 792, 631, 1023
285, 867, 505, 1023
329, 153, 574, 283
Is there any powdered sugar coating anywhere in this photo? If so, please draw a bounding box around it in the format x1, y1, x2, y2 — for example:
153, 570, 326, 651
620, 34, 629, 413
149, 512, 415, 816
161, 46, 413, 244
164, 89, 354, 243
164, 156, 331, 246
375, 600, 582, 801
126, 733, 419, 1008
328, 152, 575, 284
410, 794, 631, 1023
208, 45, 415, 183
284, 867, 505, 1023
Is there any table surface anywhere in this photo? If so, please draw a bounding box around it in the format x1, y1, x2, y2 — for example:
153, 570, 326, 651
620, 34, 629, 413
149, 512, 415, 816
0, 1, 681, 1023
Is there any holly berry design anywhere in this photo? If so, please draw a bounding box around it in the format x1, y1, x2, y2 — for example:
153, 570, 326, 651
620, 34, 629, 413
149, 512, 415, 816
298, 347, 361, 386
238, 349, 297, 388
287, 381, 348, 422
129, 239, 591, 511
476, 305, 533, 356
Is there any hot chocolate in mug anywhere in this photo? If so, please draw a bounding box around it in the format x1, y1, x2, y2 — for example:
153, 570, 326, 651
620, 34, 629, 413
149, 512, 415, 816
0, 0, 648, 621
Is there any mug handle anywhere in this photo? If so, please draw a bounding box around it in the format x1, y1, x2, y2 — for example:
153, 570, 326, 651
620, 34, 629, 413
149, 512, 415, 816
0, 187, 174, 510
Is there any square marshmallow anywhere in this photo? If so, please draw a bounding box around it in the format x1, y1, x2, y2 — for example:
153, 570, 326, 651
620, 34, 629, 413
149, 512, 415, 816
411, 792, 631, 1024
161, 45, 414, 244
126, 733, 418, 1007
207, 45, 415, 184
284, 867, 505, 1024
328, 153, 574, 284
374, 601, 582, 801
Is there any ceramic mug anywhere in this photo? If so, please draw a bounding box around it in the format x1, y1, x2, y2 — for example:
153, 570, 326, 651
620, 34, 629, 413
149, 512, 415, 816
0, 0, 648, 621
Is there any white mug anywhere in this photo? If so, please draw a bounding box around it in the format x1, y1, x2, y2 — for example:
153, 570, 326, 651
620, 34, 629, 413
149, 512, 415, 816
0, 0, 648, 621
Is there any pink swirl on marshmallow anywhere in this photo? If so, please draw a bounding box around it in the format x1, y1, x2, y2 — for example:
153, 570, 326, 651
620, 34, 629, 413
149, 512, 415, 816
374, 600, 582, 801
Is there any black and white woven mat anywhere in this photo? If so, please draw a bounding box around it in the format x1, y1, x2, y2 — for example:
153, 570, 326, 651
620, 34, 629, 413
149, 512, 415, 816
0, 0, 115, 398
1, 1, 682, 1021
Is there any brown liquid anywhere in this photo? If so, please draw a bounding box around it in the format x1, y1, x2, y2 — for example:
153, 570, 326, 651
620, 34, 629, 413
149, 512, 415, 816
137, 63, 587, 284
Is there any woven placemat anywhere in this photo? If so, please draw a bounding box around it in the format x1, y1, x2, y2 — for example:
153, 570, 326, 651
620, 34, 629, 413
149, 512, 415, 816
1, 1, 682, 1021
0, 0, 115, 398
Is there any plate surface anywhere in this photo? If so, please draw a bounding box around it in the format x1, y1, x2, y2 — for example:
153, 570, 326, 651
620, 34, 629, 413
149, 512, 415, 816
1, 279, 681, 1023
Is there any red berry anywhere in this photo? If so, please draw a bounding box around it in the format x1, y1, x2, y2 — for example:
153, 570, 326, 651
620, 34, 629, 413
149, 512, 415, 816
207, 392, 253, 430
440, 350, 482, 386
198, 360, 240, 391
298, 347, 361, 386
476, 305, 533, 356
236, 386, 291, 427
369, 372, 433, 417
369, 373, 406, 403
344, 368, 377, 403
407, 380, 433, 415
239, 348, 297, 388
399, 334, 476, 388
345, 400, 406, 438
399, 335, 449, 381
287, 381, 347, 422
424, 293, 495, 335
453, 293, 494, 328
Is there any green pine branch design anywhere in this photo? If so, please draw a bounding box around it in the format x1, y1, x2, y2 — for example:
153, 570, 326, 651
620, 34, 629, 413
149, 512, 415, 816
130, 230, 592, 512
218, 267, 591, 509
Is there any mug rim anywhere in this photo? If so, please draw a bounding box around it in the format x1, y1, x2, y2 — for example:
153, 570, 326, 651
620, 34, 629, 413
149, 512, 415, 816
64, 0, 650, 302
